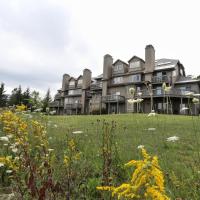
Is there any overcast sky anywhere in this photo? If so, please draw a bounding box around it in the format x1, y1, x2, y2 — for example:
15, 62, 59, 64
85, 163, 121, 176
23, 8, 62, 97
0, 0, 200, 97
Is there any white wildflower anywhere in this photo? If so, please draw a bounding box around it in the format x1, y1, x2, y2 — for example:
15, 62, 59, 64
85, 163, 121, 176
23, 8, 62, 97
180, 107, 189, 112
54, 124, 58, 128
72, 131, 83, 134
6, 170, 13, 174
7, 134, 13, 139
192, 98, 199, 104
193, 94, 200, 97
0, 163, 4, 167
185, 91, 194, 96
147, 110, 156, 117
48, 148, 54, 152
0, 136, 9, 142
50, 110, 56, 115
137, 145, 144, 149
49, 137, 52, 140
166, 136, 179, 142
147, 128, 156, 131
128, 98, 143, 104
11, 148, 18, 153
137, 92, 142, 97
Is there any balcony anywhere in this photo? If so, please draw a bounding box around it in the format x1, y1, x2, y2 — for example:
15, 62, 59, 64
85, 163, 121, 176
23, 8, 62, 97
136, 88, 196, 98
90, 82, 102, 90
152, 75, 170, 83
65, 103, 82, 109
49, 101, 64, 108
102, 95, 125, 103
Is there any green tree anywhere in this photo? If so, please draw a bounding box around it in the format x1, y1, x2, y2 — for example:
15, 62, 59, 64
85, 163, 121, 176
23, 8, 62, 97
22, 88, 31, 107
9, 85, 23, 106
42, 88, 52, 112
29, 90, 43, 111
0, 82, 7, 107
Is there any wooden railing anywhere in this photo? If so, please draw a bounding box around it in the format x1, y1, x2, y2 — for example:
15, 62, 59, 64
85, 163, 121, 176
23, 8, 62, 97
65, 103, 82, 109
101, 95, 125, 102
152, 75, 170, 83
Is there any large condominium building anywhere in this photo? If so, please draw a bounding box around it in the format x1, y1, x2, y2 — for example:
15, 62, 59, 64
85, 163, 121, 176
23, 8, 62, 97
50, 45, 200, 115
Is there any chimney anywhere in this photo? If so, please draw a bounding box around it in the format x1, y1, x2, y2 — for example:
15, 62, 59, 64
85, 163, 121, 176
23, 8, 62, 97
62, 74, 70, 91
82, 68, 92, 90
103, 54, 113, 79
145, 45, 155, 73
102, 54, 113, 96
81, 69, 91, 114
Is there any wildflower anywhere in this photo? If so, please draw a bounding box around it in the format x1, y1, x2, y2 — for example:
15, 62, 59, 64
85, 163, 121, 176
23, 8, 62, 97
50, 110, 56, 115
6, 170, 13, 174
148, 128, 156, 131
0, 163, 4, 167
137, 92, 142, 97
11, 148, 18, 153
54, 124, 58, 128
192, 97, 199, 104
148, 110, 156, 117
128, 98, 144, 104
4, 143, 8, 146
49, 137, 52, 140
0, 136, 9, 142
48, 148, 54, 152
97, 148, 170, 199
137, 145, 144, 149
72, 131, 83, 134
129, 87, 135, 96
7, 134, 13, 138
185, 91, 194, 96
166, 136, 179, 142
180, 107, 189, 112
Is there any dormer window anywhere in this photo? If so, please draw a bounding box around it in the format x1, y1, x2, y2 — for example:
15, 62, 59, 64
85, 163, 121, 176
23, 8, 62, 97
69, 81, 75, 86
77, 79, 82, 85
113, 64, 123, 72
130, 61, 140, 69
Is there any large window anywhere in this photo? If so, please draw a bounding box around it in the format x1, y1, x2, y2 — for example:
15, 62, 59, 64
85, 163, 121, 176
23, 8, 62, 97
130, 61, 140, 69
68, 89, 82, 95
69, 81, 75, 86
77, 79, 82, 85
155, 87, 162, 95
113, 77, 123, 84
129, 74, 141, 82
113, 64, 123, 72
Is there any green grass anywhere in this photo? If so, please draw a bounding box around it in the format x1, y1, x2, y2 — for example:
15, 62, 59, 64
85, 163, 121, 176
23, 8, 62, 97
40, 113, 200, 199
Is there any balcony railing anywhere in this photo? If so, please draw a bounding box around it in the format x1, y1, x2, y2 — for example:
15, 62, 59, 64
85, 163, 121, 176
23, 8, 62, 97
102, 95, 125, 103
90, 82, 102, 90
152, 75, 170, 83
65, 103, 82, 109
135, 89, 196, 98
49, 101, 64, 108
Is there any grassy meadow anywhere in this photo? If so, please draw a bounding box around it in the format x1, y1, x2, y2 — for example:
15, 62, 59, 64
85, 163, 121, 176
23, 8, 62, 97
44, 113, 200, 199
1, 112, 200, 199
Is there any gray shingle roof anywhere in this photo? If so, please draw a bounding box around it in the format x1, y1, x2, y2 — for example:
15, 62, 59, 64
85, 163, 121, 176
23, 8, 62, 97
155, 58, 179, 70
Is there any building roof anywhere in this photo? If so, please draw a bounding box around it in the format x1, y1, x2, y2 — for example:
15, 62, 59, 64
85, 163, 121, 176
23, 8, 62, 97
154, 58, 179, 71
175, 76, 200, 84
113, 59, 129, 66
128, 56, 145, 63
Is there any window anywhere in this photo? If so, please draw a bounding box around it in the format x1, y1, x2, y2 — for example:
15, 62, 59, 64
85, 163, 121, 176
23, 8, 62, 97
156, 87, 162, 95
130, 61, 140, 69
113, 64, 123, 72
113, 77, 123, 84
77, 79, 82, 85
69, 81, 75, 86
129, 74, 141, 82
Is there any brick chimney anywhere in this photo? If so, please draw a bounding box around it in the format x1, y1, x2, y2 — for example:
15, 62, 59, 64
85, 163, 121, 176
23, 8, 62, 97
102, 54, 113, 96
145, 44, 155, 73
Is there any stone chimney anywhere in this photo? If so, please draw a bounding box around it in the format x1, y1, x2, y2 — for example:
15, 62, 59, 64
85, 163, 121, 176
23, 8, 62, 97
82, 69, 92, 90
81, 69, 92, 114
102, 54, 113, 96
62, 74, 70, 91
144, 45, 155, 73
